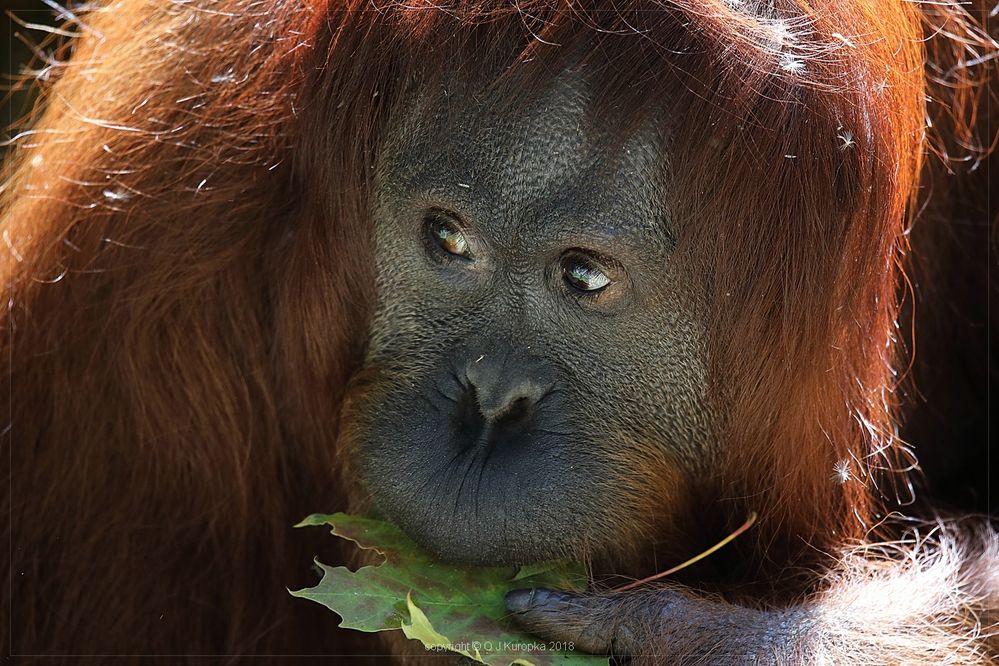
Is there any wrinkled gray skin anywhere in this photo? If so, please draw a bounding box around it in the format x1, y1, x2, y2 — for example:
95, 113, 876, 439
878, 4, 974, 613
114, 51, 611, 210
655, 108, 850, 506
348, 72, 804, 664
351, 70, 714, 567
347, 71, 999, 665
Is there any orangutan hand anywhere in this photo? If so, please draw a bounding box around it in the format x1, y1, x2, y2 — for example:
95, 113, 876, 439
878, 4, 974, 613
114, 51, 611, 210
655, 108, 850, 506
506, 586, 797, 665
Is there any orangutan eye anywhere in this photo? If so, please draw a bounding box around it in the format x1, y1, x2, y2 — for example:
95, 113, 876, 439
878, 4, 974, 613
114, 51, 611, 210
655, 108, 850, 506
562, 254, 611, 293
425, 213, 472, 259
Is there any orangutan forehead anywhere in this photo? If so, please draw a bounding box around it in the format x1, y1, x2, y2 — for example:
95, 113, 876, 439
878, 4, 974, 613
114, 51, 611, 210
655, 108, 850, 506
376, 70, 672, 242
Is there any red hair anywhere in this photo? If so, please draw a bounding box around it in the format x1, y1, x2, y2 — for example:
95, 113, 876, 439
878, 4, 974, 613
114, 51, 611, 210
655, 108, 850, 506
2, 0, 994, 656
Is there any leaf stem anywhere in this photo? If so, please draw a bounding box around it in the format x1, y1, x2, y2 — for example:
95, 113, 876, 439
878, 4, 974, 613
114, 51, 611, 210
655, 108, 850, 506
613, 512, 758, 592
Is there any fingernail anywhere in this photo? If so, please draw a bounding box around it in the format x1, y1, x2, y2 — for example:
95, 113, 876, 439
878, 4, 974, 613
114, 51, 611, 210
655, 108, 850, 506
505, 588, 533, 612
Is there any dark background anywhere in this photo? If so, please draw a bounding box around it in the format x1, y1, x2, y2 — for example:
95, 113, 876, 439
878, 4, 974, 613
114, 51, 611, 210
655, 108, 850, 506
2, 1, 57, 155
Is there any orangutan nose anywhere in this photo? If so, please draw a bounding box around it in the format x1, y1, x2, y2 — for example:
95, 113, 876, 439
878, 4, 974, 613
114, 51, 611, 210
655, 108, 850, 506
463, 352, 549, 432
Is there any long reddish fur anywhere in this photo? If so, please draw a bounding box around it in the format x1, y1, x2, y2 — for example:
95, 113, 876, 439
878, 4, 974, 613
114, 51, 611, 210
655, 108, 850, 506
1, 0, 994, 659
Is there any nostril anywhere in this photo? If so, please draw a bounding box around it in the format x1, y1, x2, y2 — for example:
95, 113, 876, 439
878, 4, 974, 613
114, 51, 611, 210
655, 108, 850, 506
475, 384, 541, 422
460, 353, 551, 441
457, 380, 537, 435
491, 396, 534, 429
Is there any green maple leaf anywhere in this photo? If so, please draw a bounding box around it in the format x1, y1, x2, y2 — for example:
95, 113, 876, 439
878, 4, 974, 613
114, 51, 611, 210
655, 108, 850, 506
290, 513, 608, 666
